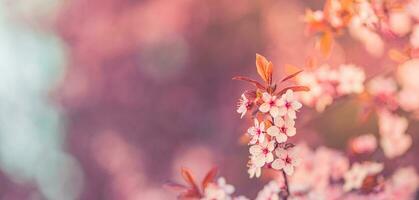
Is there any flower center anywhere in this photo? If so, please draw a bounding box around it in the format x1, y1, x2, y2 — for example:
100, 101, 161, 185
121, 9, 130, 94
280, 127, 287, 133
269, 100, 276, 106
285, 102, 291, 109
263, 148, 269, 154
285, 156, 292, 164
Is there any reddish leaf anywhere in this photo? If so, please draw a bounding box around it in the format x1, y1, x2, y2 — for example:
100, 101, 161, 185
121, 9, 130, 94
266, 61, 273, 85
232, 76, 266, 90
163, 182, 188, 192
277, 86, 310, 95
280, 70, 303, 83
256, 54, 268, 82
202, 167, 218, 189
181, 168, 200, 193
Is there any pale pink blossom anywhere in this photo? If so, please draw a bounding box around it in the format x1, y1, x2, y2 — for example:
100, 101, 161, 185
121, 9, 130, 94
203, 183, 230, 200
248, 160, 262, 178
407, 0, 419, 20
343, 162, 383, 192
278, 89, 302, 119
271, 148, 300, 175
249, 140, 276, 166
259, 93, 285, 117
247, 119, 266, 144
337, 64, 365, 95
237, 94, 251, 118
349, 134, 377, 154
398, 88, 419, 111
255, 181, 280, 200
378, 111, 412, 158
397, 59, 419, 90
389, 11, 412, 37
367, 76, 397, 96
380, 131, 412, 159
266, 116, 296, 143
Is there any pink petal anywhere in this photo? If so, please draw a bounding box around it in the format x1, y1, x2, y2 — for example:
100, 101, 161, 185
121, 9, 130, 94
283, 164, 294, 175
271, 159, 285, 170
259, 103, 270, 113
275, 133, 288, 143
267, 126, 279, 137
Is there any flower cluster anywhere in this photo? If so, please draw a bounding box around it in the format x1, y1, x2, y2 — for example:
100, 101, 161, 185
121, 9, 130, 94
270, 144, 418, 199
295, 64, 365, 112
234, 54, 308, 179
305, 0, 419, 57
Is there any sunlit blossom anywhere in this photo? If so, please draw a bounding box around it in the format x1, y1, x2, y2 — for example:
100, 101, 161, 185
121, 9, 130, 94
271, 148, 300, 175
247, 119, 266, 144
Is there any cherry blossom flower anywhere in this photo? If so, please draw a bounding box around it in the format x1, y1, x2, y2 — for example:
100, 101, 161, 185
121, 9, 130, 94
397, 59, 419, 111
278, 89, 302, 119
389, 11, 412, 37
266, 116, 296, 143
203, 184, 230, 200
249, 140, 275, 166
247, 119, 266, 144
343, 162, 383, 192
271, 147, 300, 175
237, 93, 252, 118
380, 131, 412, 159
259, 93, 284, 117
378, 111, 412, 158
248, 159, 262, 179
255, 181, 280, 200
349, 134, 377, 154
337, 64, 365, 95
217, 177, 235, 196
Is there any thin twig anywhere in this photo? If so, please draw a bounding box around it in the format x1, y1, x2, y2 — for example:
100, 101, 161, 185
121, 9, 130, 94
282, 170, 290, 200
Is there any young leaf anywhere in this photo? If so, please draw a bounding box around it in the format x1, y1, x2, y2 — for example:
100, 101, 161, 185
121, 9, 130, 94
181, 167, 200, 192
266, 61, 273, 85
163, 182, 188, 192
280, 70, 303, 83
232, 76, 266, 90
277, 86, 310, 95
202, 167, 218, 189
256, 54, 270, 83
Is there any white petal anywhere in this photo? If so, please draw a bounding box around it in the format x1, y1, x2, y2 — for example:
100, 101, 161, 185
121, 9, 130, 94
292, 101, 302, 110
277, 106, 287, 116
287, 127, 296, 137
267, 126, 280, 137
262, 93, 272, 102
283, 164, 294, 175
271, 159, 285, 170
267, 141, 275, 151
265, 153, 274, 163
275, 133, 288, 143
247, 127, 256, 135
254, 118, 259, 127
249, 145, 262, 155
253, 155, 266, 167
258, 133, 265, 143
259, 103, 270, 113
287, 110, 296, 119
255, 167, 261, 177
275, 148, 288, 159
259, 121, 265, 130
274, 117, 285, 126
270, 106, 280, 117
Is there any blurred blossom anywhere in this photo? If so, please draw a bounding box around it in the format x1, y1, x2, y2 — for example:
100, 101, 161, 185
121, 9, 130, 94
397, 59, 419, 112
389, 11, 412, 37
378, 111, 412, 159
349, 134, 377, 154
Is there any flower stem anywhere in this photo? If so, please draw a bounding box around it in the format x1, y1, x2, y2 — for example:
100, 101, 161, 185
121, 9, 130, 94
282, 170, 290, 200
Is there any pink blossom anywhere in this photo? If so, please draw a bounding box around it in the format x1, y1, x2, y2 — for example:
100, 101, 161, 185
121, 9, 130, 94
337, 64, 365, 95
249, 140, 276, 166
259, 92, 285, 117
410, 25, 419, 48
237, 93, 251, 118
247, 119, 266, 144
278, 89, 302, 119
378, 111, 412, 158
343, 162, 383, 192
271, 147, 300, 175
349, 134, 377, 154
266, 116, 296, 143
255, 181, 280, 200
